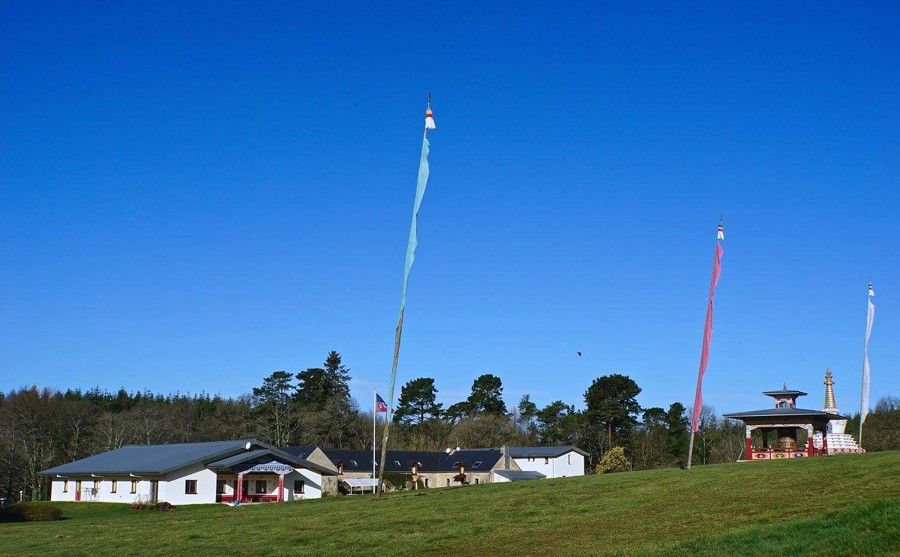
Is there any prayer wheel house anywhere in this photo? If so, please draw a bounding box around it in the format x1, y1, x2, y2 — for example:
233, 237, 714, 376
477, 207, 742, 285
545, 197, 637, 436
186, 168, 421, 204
724, 370, 860, 461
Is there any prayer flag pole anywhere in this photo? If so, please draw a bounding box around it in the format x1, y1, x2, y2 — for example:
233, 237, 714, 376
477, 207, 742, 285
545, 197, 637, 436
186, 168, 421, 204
377, 95, 436, 495
372, 388, 376, 494
859, 281, 875, 448
687, 220, 725, 470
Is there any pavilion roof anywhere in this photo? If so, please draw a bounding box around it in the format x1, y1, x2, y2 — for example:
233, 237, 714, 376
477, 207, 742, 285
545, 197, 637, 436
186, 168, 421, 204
723, 407, 845, 421
762, 388, 808, 397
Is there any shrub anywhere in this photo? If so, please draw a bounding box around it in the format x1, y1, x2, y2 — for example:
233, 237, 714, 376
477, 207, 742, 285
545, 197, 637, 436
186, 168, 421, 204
596, 447, 631, 473
130, 501, 174, 512
0, 502, 64, 523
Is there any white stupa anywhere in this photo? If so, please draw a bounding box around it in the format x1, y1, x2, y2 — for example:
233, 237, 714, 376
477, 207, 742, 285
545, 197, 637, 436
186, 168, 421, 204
812, 369, 864, 454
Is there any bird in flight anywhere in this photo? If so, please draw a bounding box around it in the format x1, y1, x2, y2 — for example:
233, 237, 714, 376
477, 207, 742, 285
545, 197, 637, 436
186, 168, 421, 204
576, 351, 583, 357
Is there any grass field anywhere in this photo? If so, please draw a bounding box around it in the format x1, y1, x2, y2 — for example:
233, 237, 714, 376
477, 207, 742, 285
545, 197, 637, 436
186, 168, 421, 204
3, 451, 899, 556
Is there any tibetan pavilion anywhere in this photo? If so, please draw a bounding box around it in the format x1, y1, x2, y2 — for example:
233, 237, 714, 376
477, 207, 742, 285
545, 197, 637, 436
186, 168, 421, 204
724, 370, 863, 461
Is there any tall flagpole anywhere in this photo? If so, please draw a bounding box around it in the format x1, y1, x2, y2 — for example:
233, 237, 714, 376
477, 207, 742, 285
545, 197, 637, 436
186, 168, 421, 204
687, 220, 725, 470
372, 388, 377, 494
377, 95, 436, 495
859, 281, 875, 448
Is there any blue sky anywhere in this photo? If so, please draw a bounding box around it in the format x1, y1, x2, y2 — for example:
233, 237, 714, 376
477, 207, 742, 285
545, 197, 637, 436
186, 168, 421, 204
2, 2, 898, 415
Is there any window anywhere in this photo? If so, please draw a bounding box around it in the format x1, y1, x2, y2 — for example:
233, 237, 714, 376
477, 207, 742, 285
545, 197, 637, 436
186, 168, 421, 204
778, 401, 787, 408
111, 480, 117, 493
63, 480, 68, 493
255, 480, 267, 494
446, 478, 451, 486
130, 480, 138, 494
216, 480, 226, 494
294, 480, 305, 494
544, 457, 549, 464
185, 480, 198, 495
472, 461, 482, 469
93, 479, 100, 493
474, 478, 480, 484
424, 478, 429, 488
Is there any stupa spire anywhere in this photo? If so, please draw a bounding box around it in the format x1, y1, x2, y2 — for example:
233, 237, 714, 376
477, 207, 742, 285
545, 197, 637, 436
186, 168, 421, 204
824, 368, 837, 410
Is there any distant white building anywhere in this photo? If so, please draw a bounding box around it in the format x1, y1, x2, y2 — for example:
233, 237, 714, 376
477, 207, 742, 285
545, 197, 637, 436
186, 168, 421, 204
507, 446, 587, 478
41, 439, 338, 505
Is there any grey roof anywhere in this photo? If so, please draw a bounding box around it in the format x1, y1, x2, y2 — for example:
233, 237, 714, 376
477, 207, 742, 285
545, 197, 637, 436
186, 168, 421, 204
40, 439, 337, 477
315, 448, 504, 473
284, 445, 318, 459
508, 446, 589, 458
494, 469, 546, 481
40, 439, 258, 476
723, 408, 845, 420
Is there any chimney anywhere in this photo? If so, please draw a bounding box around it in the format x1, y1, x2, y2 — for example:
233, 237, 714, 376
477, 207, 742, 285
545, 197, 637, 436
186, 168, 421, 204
502, 445, 510, 469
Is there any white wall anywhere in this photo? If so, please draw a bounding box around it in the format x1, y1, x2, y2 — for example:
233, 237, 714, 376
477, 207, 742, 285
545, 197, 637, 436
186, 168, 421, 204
50, 477, 153, 503
161, 466, 218, 505
513, 451, 584, 478
290, 469, 323, 499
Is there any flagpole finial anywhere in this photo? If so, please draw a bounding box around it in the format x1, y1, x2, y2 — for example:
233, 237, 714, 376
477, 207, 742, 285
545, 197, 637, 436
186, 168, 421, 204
716, 218, 725, 241
424, 93, 436, 130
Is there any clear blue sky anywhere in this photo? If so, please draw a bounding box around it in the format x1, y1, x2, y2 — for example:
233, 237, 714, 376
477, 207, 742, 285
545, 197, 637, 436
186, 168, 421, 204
2, 2, 898, 415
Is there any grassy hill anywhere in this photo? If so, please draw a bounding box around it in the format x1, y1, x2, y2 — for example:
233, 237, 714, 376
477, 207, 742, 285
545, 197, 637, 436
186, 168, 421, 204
3, 451, 899, 556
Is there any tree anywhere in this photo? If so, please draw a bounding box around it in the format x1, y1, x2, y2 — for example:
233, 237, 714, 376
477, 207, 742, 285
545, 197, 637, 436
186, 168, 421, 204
641, 407, 667, 429
537, 401, 577, 445
466, 374, 506, 415
516, 395, 539, 438
444, 401, 471, 424
394, 378, 443, 425
665, 402, 689, 466
252, 371, 296, 447
450, 414, 530, 448
584, 374, 642, 454
323, 351, 351, 401
295, 368, 329, 408
596, 446, 630, 473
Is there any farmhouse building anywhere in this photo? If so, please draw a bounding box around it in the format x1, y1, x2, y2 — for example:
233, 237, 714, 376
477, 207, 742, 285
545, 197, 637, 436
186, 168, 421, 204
311, 445, 586, 490
40, 439, 338, 505
508, 446, 587, 478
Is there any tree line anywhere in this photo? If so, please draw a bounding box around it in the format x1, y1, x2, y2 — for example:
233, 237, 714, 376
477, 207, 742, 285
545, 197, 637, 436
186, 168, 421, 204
2, 351, 897, 500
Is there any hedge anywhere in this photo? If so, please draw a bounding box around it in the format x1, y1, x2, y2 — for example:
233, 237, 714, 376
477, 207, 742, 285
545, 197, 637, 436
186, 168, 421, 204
0, 502, 64, 523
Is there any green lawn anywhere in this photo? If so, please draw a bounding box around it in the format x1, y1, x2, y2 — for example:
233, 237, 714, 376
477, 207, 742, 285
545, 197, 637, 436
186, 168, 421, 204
4, 451, 899, 556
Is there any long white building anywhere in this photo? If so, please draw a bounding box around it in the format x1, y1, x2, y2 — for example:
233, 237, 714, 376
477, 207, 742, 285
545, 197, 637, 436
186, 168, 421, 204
41, 439, 338, 505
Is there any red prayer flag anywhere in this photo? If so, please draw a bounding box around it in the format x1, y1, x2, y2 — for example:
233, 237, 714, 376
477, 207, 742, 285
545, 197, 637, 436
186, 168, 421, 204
691, 238, 724, 433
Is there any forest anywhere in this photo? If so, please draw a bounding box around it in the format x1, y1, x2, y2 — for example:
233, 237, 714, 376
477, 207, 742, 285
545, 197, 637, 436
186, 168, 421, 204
2, 351, 897, 500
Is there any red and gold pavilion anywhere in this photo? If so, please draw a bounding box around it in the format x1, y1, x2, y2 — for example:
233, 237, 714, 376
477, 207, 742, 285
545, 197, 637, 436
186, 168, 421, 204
724, 384, 844, 461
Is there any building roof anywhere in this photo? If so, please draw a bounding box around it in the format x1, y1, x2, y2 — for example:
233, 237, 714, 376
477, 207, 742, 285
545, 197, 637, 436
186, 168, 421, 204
493, 470, 546, 481
762, 388, 808, 397
316, 448, 504, 473
40, 439, 337, 477
204, 447, 335, 475
284, 445, 318, 459
723, 408, 845, 420
507, 446, 589, 458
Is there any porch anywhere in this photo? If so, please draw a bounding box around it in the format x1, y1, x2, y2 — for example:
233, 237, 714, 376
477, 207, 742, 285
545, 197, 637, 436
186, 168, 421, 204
207, 449, 304, 504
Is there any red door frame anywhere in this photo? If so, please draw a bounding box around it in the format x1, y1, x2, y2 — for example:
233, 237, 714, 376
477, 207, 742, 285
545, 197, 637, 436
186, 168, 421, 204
74, 480, 81, 501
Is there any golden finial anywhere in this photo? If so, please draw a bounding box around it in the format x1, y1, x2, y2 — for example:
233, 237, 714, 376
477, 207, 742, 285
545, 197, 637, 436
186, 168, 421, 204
824, 368, 837, 410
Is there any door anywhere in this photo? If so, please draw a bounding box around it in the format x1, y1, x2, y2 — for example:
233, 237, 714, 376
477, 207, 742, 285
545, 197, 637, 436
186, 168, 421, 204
150, 481, 159, 503
75, 480, 81, 501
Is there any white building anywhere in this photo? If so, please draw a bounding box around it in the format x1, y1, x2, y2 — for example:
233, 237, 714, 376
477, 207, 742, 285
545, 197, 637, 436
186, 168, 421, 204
41, 439, 338, 505
507, 446, 587, 478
